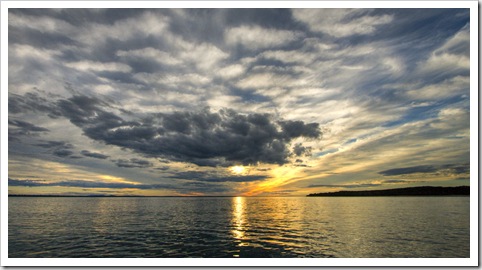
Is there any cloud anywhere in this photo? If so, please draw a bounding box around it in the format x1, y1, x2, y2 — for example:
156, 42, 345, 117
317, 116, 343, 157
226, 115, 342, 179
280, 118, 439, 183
65, 60, 132, 73
407, 76, 469, 100
8, 119, 49, 133
114, 158, 153, 168
292, 143, 312, 157
76, 11, 170, 45
8, 119, 49, 139
307, 183, 381, 189
80, 150, 109, 159
171, 171, 268, 183
259, 189, 297, 195
8, 178, 169, 190
8, 178, 229, 194
179, 42, 229, 70
34, 140, 73, 149
53, 149, 75, 157
33, 140, 80, 159
116, 47, 183, 73
380, 165, 439, 176
9, 11, 75, 36
179, 181, 231, 193
382, 179, 410, 183
419, 24, 469, 75
217, 64, 246, 79
235, 72, 300, 90
9, 92, 61, 118
20, 92, 323, 167
153, 166, 170, 171
225, 25, 303, 50
292, 9, 393, 37
430, 107, 469, 131
379, 163, 469, 176
306, 179, 426, 189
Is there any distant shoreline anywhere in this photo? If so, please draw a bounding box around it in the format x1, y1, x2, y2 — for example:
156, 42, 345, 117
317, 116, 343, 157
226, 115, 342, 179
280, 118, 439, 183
307, 186, 469, 197
7, 186, 470, 198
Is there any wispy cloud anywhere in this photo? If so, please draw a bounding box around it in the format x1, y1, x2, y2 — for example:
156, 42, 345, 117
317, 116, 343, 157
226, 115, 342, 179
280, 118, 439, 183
292, 9, 393, 37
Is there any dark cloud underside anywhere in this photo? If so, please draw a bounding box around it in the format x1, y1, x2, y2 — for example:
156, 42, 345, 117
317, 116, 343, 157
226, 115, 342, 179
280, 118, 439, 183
81, 150, 109, 159
11, 92, 323, 167
379, 164, 469, 176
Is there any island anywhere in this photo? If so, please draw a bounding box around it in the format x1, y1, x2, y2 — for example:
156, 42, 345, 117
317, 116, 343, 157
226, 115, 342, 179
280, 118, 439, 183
307, 186, 469, 197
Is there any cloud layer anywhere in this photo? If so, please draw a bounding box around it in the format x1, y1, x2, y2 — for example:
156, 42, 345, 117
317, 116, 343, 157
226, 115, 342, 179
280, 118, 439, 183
7, 8, 471, 196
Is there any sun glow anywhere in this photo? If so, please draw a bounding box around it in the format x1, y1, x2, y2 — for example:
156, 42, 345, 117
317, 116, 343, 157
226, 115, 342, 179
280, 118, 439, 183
230, 165, 246, 175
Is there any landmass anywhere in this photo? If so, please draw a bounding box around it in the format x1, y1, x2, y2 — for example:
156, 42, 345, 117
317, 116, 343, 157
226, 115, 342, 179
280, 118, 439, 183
307, 186, 469, 197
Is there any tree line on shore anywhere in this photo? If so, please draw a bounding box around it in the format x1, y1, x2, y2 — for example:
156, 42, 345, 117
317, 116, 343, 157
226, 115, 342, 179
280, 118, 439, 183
307, 186, 469, 197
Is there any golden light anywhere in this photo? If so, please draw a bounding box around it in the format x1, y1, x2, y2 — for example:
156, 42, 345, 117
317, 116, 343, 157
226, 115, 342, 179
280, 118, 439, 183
230, 165, 246, 175
231, 196, 246, 241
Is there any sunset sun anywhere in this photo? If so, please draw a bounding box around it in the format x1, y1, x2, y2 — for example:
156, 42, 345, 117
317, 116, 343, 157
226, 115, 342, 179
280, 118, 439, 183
230, 165, 246, 175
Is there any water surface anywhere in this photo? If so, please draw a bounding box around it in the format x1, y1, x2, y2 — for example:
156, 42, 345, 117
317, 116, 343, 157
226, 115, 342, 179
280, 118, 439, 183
8, 196, 469, 258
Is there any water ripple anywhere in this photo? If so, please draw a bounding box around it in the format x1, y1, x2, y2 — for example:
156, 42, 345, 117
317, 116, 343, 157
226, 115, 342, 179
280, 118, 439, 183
9, 196, 470, 258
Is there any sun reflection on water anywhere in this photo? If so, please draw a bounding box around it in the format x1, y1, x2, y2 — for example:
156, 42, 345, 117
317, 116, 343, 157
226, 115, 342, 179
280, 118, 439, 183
231, 196, 249, 257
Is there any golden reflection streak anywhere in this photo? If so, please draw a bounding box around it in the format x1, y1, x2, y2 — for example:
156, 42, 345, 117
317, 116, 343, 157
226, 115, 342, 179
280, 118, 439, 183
231, 196, 248, 256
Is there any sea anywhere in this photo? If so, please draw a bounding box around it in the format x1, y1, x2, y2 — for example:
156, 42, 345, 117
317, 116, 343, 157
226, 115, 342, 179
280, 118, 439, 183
8, 196, 470, 258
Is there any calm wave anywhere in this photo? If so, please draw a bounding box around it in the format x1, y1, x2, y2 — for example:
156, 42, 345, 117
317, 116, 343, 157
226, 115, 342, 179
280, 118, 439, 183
8, 196, 469, 258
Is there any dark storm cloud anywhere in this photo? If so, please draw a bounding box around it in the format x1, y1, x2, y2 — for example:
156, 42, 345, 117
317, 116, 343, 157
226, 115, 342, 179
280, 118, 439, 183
23, 93, 322, 166
378, 163, 469, 176
171, 171, 268, 183
81, 150, 109, 159
114, 158, 153, 168
280, 120, 321, 139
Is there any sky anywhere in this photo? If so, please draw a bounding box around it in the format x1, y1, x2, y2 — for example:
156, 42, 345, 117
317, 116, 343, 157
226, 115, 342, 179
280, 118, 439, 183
7, 8, 471, 196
